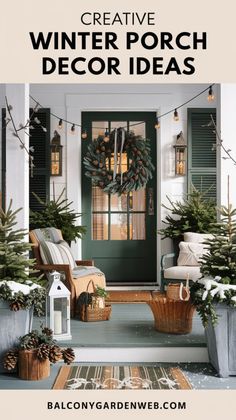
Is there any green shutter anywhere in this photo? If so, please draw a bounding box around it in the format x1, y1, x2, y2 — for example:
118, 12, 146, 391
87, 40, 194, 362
1, 108, 50, 212
188, 108, 217, 201
29, 108, 50, 211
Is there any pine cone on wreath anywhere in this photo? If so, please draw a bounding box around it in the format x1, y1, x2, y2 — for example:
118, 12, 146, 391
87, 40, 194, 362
62, 348, 75, 365
10, 301, 22, 311
37, 344, 50, 360
49, 345, 63, 363
3, 349, 19, 370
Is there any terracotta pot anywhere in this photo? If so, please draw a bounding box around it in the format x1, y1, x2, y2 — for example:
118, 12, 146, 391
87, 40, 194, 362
18, 349, 50, 380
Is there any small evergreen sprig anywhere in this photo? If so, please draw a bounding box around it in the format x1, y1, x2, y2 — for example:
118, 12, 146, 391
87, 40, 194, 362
0, 282, 46, 316
29, 188, 86, 244
95, 285, 109, 298
159, 187, 217, 241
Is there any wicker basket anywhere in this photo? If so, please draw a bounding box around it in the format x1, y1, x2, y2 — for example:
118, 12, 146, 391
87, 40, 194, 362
167, 281, 190, 302
79, 279, 111, 322
79, 304, 112, 322
148, 292, 195, 334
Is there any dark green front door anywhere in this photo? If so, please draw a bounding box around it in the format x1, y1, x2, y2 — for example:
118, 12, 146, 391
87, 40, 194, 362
82, 112, 157, 286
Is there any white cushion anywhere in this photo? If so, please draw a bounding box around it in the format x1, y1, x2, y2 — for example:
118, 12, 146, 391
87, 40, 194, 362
177, 241, 208, 266
40, 240, 75, 269
164, 266, 201, 281
183, 232, 214, 243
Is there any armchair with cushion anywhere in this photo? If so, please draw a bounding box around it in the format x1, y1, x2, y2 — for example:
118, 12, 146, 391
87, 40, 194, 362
29, 227, 106, 317
160, 232, 213, 292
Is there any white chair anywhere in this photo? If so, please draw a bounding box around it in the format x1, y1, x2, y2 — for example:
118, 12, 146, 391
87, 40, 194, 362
160, 232, 213, 292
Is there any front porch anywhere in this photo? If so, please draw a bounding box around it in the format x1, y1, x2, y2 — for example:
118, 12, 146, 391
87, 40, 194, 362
1, 82, 236, 389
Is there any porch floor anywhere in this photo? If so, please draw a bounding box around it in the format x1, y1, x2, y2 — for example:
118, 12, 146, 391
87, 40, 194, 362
34, 303, 206, 348
32, 303, 208, 363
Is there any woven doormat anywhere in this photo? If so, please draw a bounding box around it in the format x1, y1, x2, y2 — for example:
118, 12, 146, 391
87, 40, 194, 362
53, 365, 192, 390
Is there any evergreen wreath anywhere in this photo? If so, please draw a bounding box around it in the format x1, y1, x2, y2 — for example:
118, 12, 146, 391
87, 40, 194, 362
83, 128, 155, 195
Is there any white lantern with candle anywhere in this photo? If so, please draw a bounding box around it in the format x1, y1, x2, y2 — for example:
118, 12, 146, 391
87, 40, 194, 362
47, 271, 72, 340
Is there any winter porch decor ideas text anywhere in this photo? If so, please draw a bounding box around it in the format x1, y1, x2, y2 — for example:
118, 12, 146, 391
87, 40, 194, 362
83, 129, 154, 195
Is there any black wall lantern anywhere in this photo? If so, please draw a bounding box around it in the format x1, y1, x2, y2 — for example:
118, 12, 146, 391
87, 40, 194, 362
50, 130, 63, 176
173, 131, 187, 176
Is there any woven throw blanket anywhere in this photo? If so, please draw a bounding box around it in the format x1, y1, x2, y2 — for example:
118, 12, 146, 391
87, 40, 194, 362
53, 365, 192, 390
72, 266, 104, 278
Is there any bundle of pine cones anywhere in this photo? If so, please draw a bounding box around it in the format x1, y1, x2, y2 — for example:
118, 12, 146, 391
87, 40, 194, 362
3, 325, 75, 371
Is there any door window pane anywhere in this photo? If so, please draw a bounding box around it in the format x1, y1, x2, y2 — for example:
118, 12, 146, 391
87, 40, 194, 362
110, 214, 128, 240
129, 189, 146, 211
92, 186, 108, 211
129, 121, 146, 137
130, 213, 146, 240
92, 214, 108, 240
92, 121, 108, 140
110, 153, 128, 173
110, 193, 127, 212
110, 121, 127, 131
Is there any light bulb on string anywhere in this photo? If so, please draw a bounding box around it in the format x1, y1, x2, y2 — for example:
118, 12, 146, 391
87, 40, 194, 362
173, 109, 179, 121
70, 124, 75, 135
208, 86, 215, 102
81, 129, 88, 139
104, 128, 110, 142
155, 117, 160, 129
58, 119, 63, 129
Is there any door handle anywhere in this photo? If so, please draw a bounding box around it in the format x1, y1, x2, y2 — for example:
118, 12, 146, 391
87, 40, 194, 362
148, 188, 154, 215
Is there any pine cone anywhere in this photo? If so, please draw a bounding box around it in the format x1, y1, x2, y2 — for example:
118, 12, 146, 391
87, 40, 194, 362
25, 337, 39, 349
37, 344, 50, 360
62, 348, 75, 365
10, 301, 22, 311
41, 327, 53, 337
3, 349, 19, 370
49, 345, 62, 363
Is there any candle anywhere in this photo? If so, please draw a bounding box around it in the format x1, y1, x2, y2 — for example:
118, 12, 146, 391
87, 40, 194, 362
54, 311, 62, 334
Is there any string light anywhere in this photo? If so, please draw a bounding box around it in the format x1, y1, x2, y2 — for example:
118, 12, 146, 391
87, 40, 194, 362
208, 85, 215, 102
81, 129, 88, 139
173, 109, 179, 121
155, 117, 160, 129
70, 124, 75, 134
29, 84, 215, 135
58, 119, 63, 129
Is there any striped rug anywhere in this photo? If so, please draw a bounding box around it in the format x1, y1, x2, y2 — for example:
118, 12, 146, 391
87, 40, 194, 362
53, 365, 192, 390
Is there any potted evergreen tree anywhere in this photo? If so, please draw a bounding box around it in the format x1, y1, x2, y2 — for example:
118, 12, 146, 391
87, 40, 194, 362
190, 201, 236, 377
159, 188, 217, 243
29, 188, 86, 245
0, 201, 46, 372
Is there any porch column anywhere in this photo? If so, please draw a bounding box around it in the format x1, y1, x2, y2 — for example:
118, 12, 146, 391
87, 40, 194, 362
5, 84, 29, 230
219, 84, 236, 209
